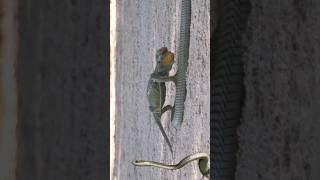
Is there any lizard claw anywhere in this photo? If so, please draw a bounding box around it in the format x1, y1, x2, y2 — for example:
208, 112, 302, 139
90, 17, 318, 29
150, 74, 161, 82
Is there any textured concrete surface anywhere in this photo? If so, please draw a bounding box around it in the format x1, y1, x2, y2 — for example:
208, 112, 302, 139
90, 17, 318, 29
236, 1, 320, 180
113, 0, 210, 179
15, 1, 109, 180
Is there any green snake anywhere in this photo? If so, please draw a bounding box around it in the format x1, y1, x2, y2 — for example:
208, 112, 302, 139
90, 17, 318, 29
171, 0, 191, 128
132, 153, 210, 178
147, 47, 176, 153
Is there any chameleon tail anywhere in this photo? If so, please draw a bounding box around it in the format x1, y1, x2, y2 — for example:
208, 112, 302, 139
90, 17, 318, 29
153, 114, 173, 153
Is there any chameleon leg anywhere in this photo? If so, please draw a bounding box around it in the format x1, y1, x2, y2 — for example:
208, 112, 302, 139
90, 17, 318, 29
151, 74, 176, 84
161, 105, 173, 114
170, 106, 175, 122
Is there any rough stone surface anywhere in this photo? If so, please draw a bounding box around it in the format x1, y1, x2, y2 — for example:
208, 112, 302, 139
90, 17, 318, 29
16, 1, 109, 180
236, 1, 320, 179
113, 0, 210, 179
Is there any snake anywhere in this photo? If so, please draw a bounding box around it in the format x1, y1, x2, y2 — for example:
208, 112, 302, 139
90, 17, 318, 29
171, 0, 191, 128
132, 153, 210, 178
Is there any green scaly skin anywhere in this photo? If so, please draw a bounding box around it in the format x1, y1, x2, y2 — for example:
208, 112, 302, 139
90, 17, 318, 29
147, 47, 176, 153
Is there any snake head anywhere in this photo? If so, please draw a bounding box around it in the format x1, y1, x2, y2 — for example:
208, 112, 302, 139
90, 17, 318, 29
132, 160, 150, 166
155, 47, 175, 73
132, 160, 141, 165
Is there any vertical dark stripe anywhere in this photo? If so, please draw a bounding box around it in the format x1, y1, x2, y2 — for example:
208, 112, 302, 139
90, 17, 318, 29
210, 0, 250, 179
16, 0, 110, 179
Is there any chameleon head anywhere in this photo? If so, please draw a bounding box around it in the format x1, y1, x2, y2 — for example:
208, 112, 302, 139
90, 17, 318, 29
155, 47, 175, 73
162, 53, 174, 66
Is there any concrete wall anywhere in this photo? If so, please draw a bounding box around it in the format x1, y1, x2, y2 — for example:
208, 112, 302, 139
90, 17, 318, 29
112, 0, 210, 179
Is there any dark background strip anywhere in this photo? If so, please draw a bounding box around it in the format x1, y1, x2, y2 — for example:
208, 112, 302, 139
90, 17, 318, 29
16, 1, 110, 179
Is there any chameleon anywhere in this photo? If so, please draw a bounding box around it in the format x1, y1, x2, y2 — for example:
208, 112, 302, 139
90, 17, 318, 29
150, 0, 191, 129
147, 47, 176, 153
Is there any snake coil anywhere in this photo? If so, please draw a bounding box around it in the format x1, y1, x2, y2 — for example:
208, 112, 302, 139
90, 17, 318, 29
132, 153, 210, 178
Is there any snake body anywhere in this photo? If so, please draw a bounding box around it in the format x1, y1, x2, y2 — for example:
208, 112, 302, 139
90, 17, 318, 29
171, 0, 191, 128
132, 153, 210, 178
211, 0, 250, 179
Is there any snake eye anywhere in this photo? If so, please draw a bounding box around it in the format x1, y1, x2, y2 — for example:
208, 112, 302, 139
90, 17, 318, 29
132, 160, 143, 165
